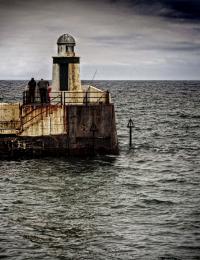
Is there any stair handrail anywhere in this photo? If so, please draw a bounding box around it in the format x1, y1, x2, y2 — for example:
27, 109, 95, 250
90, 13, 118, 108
21, 93, 61, 125
21, 92, 61, 121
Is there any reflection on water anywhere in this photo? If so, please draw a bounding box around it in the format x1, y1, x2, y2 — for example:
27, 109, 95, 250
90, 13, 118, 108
0, 80, 200, 259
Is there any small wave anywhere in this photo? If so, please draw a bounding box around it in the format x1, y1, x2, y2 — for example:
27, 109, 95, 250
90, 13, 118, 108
135, 159, 147, 163
158, 255, 182, 260
179, 113, 190, 119
121, 183, 142, 189
160, 178, 186, 184
110, 204, 127, 209
190, 210, 200, 217
13, 200, 23, 204
142, 198, 176, 205
160, 178, 178, 183
191, 115, 200, 119
178, 113, 200, 119
129, 143, 151, 150
177, 245, 200, 251
23, 234, 53, 243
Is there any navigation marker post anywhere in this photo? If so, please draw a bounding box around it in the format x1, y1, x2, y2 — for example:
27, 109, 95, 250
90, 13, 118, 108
127, 118, 134, 148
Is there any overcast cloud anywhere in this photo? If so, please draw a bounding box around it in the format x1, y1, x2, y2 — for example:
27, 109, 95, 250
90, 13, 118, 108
0, 0, 199, 80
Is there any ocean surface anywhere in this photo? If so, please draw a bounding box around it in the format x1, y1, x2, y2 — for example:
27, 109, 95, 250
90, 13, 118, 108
0, 80, 200, 260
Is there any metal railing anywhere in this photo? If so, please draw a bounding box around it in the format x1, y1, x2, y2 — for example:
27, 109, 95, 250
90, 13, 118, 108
23, 91, 110, 106
21, 94, 62, 131
0, 91, 110, 134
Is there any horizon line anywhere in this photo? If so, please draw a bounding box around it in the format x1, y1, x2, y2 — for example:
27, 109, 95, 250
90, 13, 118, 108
0, 79, 200, 81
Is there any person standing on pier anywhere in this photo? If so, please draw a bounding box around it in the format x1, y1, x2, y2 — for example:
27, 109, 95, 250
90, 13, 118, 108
37, 79, 49, 103
28, 77, 36, 103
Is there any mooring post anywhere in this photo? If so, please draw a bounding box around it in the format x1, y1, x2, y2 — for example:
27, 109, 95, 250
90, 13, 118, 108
127, 118, 134, 147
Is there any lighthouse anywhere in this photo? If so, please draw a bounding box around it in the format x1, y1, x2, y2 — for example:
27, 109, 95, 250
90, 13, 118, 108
52, 34, 82, 92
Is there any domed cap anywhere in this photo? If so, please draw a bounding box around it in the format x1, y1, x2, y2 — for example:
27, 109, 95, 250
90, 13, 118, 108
57, 34, 76, 46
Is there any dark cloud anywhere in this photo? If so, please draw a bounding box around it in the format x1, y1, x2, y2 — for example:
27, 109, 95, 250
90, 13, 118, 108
0, 0, 200, 22
157, 0, 200, 21
111, 0, 200, 21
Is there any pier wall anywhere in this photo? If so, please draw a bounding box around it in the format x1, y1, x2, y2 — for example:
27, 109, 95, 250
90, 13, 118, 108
20, 105, 65, 136
0, 103, 118, 157
67, 104, 118, 154
0, 103, 20, 135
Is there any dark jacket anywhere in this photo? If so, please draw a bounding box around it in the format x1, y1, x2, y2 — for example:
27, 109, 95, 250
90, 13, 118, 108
37, 80, 49, 90
28, 79, 36, 91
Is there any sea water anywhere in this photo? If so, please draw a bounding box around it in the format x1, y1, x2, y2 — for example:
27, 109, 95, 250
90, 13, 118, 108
0, 80, 200, 260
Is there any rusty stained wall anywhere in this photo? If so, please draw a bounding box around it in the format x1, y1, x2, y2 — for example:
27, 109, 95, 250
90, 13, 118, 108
0, 103, 20, 121
52, 63, 60, 92
0, 103, 21, 134
68, 63, 83, 103
68, 63, 81, 91
67, 104, 118, 153
20, 105, 66, 137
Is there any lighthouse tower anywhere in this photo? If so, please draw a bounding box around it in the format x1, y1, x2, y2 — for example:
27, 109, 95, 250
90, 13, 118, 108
52, 34, 82, 92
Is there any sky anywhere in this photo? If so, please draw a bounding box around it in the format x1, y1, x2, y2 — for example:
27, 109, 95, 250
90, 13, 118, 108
0, 0, 200, 80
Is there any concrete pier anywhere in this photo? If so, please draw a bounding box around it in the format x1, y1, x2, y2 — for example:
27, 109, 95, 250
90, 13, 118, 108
0, 34, 119, 159
0, 103, 118, 158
